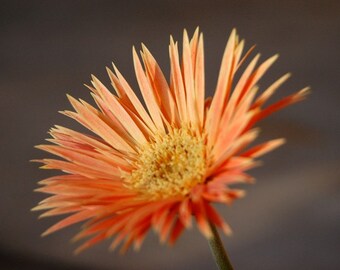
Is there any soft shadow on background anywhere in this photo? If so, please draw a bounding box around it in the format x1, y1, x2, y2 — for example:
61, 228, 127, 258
1, 1, 339, 269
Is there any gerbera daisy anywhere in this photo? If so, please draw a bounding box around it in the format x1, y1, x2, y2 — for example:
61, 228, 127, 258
33, 28, 309, 258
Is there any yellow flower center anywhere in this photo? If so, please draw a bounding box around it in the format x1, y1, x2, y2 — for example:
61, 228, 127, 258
123, 127, 206, 199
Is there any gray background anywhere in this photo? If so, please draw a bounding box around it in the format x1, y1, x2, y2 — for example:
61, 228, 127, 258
1, 0, 339, 269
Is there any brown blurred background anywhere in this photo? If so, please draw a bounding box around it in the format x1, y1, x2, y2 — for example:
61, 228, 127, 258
1, 0, 339, 269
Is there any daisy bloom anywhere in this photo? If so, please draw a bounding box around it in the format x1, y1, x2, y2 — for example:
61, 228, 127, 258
33, 28, 309, 257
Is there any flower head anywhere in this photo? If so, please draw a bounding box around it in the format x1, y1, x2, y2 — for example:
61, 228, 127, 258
33, 28, 309, 253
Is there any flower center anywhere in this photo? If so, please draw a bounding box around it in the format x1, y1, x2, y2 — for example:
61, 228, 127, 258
123, 127, 206, 199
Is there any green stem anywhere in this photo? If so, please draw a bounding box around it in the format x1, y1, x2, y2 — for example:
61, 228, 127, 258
208, 222, 234, 270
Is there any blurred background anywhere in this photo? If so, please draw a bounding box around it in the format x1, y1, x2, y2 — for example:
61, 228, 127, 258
1, 0, 339, 269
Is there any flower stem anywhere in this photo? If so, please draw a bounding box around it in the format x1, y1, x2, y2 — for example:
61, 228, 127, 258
208, 222, 234, 270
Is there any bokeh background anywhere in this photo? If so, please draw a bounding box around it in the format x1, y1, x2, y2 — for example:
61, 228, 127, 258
1, 0, 339, 269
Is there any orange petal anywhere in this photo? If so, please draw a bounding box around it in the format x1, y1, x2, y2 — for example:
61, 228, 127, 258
194, 34, 205, 129
179, 198, 193, 228
248, 87, 310, 128
36, 145, 121, 177
205, 203, 232, 235
169, 37, 187, 122
241, 138, 286, 158
42, 209, 96, 236
133, 48, 165, 132
206, 29, 236, 145
111, 64, 157, 132
192, 199, 212, 238
66, 95, 135, 153
168, 219, 185, 245
141, 44, 179, 126
182, 29, 199, 129
91, 77, 148, 144
252, 73, 291, 108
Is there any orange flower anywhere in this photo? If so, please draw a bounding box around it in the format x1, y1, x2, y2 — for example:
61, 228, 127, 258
33, 28, 309, 254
